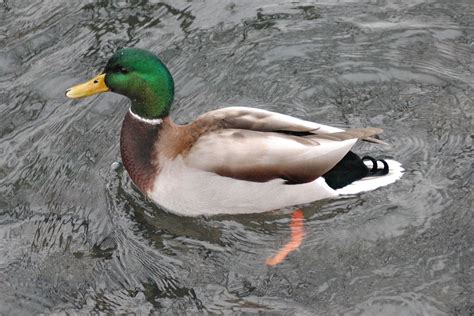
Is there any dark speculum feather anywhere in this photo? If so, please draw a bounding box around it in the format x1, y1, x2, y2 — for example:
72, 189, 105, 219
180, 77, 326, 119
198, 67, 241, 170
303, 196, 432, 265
274, 130, 316, 137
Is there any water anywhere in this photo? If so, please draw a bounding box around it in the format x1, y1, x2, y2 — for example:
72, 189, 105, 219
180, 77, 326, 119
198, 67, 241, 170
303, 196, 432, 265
1, 0, 473, 314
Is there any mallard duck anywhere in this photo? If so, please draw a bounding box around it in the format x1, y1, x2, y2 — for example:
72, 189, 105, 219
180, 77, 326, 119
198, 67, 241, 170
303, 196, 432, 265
66, 48, 403, 216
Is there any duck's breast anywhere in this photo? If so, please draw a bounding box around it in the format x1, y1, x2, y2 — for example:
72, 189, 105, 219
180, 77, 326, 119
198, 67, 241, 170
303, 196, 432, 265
120, 112, 161, 193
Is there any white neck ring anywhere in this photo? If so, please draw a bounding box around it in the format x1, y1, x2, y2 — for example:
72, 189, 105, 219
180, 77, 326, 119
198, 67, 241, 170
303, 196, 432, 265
129, 109, 163, 125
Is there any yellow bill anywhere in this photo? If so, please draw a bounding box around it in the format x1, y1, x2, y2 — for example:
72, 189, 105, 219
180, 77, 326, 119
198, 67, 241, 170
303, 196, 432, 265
65, 73, 109, 99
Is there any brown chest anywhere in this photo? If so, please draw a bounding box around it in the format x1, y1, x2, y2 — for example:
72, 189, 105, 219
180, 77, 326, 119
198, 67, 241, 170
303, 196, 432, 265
119, 113, 220, 193
120, 113, 161, 193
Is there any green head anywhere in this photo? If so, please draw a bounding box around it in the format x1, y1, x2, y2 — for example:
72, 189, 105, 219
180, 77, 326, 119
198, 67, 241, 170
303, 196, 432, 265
66, 48, 174, 119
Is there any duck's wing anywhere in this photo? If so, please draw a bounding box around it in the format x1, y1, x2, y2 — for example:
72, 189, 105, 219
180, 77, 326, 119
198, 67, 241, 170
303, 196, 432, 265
196, 106, 386, 145
196, 106, 344, 134
184, 107, 383, 184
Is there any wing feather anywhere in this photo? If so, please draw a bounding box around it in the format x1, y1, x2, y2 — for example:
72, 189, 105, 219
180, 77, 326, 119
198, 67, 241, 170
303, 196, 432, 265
183, 107, 384, 184
197, 106, 344, 134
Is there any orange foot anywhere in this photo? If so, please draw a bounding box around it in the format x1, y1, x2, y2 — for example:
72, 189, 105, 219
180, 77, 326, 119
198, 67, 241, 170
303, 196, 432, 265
266, 209, 305, 266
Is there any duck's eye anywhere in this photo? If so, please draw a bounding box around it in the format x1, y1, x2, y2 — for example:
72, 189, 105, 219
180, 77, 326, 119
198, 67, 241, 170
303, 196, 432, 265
119, 67, 129, 74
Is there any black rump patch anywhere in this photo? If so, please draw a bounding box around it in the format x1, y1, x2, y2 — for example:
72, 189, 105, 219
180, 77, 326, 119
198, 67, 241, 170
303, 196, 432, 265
323, 151, 369, 189
323, 152, 390, 190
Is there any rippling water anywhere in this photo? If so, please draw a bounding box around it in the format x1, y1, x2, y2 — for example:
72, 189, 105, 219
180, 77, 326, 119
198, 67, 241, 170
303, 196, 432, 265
1, 0, 473, 314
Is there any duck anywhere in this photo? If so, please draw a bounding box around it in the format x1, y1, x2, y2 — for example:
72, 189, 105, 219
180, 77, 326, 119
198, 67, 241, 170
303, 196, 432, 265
66, 48, 403, 216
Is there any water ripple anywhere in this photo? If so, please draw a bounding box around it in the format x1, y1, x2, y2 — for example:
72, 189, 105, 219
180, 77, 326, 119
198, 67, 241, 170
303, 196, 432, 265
1, 0, 473, 314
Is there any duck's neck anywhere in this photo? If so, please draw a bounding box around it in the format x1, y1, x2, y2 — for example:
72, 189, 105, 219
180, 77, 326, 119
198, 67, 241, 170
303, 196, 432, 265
128, 108, 164, 125
120, 110, 168, 193
128, 80, 173, 120
130, 98, 170, 120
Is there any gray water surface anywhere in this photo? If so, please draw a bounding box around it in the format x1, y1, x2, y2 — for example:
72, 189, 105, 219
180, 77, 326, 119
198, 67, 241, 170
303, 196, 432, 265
0, 0, 473, 314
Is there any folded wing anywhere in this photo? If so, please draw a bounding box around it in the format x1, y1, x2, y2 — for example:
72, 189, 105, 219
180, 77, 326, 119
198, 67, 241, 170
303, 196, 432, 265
184, 107, 383, 184
196, 106, 344, 134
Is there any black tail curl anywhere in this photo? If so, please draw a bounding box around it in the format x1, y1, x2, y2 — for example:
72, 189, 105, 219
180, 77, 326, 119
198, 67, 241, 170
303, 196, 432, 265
323, 152, 390, 190
362, 156, 389, 176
